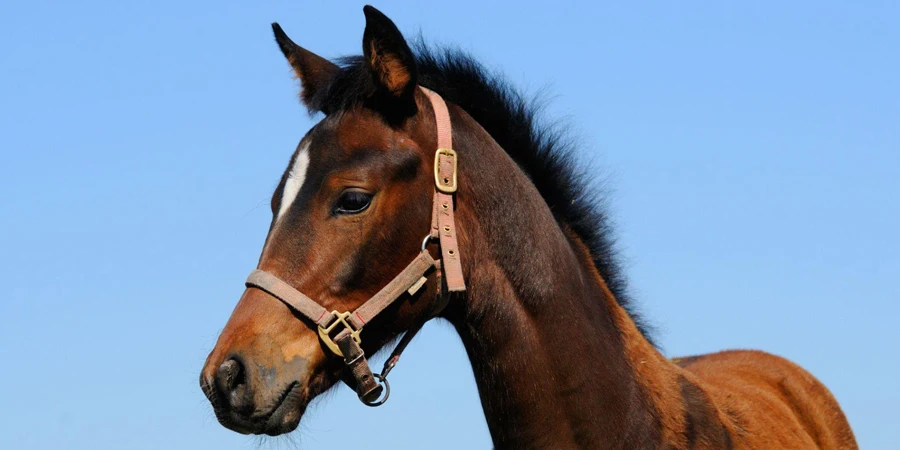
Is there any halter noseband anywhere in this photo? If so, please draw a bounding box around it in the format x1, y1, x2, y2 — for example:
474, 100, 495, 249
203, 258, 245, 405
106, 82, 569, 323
244, 87, 465, 406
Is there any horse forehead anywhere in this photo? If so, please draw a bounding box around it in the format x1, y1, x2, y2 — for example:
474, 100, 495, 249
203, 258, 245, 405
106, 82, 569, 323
276, 139, 311, 220
332, 112, 397, 152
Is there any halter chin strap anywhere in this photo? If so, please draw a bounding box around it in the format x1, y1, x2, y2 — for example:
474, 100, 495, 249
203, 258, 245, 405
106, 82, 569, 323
244, 87, 465, 406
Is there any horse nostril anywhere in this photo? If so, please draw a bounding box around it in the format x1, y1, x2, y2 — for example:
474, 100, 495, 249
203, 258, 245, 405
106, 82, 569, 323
215, 358, 250, 411
218, 359, 243, 390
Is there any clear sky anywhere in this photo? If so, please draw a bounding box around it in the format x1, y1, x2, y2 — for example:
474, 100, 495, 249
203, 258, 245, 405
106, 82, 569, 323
1, 1, 897, 449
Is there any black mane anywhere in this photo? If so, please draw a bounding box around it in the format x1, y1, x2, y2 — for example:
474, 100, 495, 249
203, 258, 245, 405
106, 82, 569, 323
310, 43, 654, 345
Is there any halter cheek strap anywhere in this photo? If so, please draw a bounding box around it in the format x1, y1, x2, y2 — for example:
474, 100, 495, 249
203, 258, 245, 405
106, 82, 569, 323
244, 87, 465, 406
421, 87, 466, 292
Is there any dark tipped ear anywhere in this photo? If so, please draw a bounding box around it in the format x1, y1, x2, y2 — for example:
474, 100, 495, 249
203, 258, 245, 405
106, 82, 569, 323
362, 6, 417, 110
272, 23, 338, 109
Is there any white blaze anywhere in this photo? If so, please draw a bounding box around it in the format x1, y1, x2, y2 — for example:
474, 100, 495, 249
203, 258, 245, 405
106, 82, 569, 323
277, 141, 311, 220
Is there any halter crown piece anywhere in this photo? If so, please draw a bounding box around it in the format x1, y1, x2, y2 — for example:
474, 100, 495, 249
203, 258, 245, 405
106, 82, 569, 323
245, 87, 465, 406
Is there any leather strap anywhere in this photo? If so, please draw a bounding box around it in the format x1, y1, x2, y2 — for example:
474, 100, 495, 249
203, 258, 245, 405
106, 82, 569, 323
379, 261, 451, 379
247, 251, 432, 330
348, 250, 435, 328
420, 87, 466, 292
337, 334, 382, 402
246, 250, 435, 353
246, 269, 334, 327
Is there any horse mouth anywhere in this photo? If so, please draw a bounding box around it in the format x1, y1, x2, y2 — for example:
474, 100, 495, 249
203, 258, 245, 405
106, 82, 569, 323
202, 356, 344, 436
247, 370, 337, 436
257, 382, 305, 436
208, 381, 307, 436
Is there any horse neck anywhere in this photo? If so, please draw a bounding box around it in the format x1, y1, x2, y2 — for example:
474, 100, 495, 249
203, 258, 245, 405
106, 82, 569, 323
443, 108, 688, 449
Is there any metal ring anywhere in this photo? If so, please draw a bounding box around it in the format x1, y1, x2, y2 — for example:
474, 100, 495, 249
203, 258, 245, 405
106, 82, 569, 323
421, 234, 435, 251
361, 374, 390, 407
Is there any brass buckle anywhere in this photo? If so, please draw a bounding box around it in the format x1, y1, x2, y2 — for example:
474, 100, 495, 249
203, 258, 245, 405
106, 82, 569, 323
433, 148, 458, 193
317, 311, 361, 357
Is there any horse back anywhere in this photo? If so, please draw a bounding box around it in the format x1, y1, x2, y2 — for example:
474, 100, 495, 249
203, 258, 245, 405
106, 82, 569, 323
674, 349, 857, 449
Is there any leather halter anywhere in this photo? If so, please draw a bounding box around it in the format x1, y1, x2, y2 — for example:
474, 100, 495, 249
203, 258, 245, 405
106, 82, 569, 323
245, 87, 465, 406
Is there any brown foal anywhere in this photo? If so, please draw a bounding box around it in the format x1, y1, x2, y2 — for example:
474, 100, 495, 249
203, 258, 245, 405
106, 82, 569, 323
200, 6, 857, 449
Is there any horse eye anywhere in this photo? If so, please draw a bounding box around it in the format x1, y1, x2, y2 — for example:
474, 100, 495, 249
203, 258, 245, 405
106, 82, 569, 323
334, 190, 373, 215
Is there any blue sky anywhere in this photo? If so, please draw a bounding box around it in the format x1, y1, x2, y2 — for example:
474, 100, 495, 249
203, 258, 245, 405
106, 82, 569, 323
1, 1, 897, 448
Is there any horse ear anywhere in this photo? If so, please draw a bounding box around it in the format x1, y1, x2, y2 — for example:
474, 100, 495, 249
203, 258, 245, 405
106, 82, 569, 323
272, 23, 338, 108
362, 6, 417, 109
